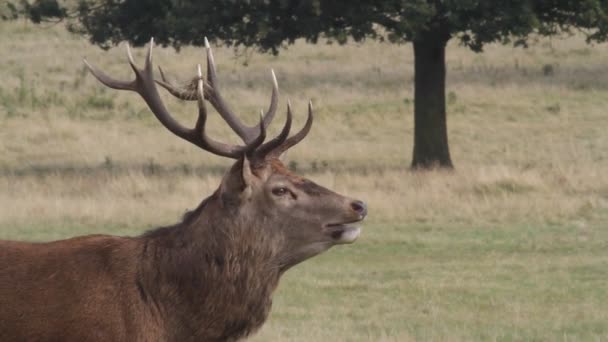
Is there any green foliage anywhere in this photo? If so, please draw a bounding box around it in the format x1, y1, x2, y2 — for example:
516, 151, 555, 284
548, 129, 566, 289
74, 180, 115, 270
13, 0, 608, 52
5, 0, 67, 23
1, 2, 19, 20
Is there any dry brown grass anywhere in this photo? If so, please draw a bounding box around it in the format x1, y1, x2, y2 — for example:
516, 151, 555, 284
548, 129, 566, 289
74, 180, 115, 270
1, 20, 606, 233
2, 20, 608, 340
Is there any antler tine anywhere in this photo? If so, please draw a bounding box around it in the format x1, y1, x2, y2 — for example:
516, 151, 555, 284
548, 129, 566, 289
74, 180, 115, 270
242, 113, 267, 156
157, 66, 279, 129
256, 100, 293, 158
144, 40, 153, 71
269, 101, 314, 157
83, 39, 146, 92
203, 38, 274, 144
263, 69, 279, 129
194, 72, 249, 158
204, 37, 219, 89
126, 43, 138, 73
194, 66, 206, 132
84, 38, 246, 159
203, 37, 251, 141
123, 39, 195, 142
83, 57, 134, 91
153, 40, 278, 146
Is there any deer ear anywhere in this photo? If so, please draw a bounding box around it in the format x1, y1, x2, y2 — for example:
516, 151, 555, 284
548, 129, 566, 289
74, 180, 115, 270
241, 156, 254, 198
241, 156, 253, 186
220, 156, 254, 202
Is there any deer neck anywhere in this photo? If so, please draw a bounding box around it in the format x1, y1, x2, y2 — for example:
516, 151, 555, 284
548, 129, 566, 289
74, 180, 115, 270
138, 196, 283, 340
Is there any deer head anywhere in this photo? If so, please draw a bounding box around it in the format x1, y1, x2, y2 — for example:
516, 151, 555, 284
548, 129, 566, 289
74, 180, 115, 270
83, 38, 367, 271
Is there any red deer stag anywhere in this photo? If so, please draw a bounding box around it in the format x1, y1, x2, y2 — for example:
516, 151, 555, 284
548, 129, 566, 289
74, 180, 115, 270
0, 38, 367, 341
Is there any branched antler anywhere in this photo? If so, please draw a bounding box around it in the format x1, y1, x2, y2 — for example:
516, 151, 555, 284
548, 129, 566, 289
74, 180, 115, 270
156, 38, 278, 145
84, 37, 313, 161
83, 38, 264, 158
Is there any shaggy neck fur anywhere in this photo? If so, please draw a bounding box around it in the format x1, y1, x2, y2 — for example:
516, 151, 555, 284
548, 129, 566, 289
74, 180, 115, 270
137, 193, 283, 341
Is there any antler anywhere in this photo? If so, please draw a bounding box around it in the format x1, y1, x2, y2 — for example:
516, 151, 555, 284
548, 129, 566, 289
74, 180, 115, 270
156, 38, 278, 145
83, 38, 263, 158
260, 101, 313, 159
84, 37, 313, 161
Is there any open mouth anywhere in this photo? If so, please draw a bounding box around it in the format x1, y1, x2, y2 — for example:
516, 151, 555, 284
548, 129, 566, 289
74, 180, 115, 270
325, 221, 363, 244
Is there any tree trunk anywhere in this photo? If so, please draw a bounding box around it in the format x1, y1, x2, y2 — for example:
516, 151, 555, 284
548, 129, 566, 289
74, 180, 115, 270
411, 36, 453, 169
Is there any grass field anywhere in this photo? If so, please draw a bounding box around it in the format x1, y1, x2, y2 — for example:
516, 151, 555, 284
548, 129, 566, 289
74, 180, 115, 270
2, 19, 608, 341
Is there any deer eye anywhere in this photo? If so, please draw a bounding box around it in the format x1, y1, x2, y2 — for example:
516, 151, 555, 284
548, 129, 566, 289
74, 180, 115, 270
272, 187, 290, 197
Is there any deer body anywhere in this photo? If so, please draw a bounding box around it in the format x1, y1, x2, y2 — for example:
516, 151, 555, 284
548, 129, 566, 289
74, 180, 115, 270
2, 196, 281, 341
1, 236, 155, 341
0, 39, 367, 341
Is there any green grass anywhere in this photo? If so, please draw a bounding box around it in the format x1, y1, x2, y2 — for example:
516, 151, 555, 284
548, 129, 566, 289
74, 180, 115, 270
0, 223, 147, 242
4, 219, 607, 341
253, 218, 608, 341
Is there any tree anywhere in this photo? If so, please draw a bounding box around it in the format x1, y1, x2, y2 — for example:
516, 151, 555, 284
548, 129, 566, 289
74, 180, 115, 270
11, 0, 608, 168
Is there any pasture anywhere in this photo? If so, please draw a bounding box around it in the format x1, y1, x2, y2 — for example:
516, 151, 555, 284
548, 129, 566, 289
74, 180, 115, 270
1, 19, 608, 341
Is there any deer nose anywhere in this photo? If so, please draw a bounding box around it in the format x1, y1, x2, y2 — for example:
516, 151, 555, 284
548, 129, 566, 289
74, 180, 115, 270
350, 200, 368, 218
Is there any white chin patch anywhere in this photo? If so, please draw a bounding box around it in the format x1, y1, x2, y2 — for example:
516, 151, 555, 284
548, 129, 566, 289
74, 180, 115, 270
336, 226, 361, 244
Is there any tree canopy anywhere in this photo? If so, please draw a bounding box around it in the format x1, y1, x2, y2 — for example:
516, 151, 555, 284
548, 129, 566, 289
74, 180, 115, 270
10, 0, 608, 51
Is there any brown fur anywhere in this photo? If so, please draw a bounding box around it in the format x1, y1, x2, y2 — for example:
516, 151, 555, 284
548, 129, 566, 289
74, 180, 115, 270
0, 158, 365, 341
3, 42, 367, 340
